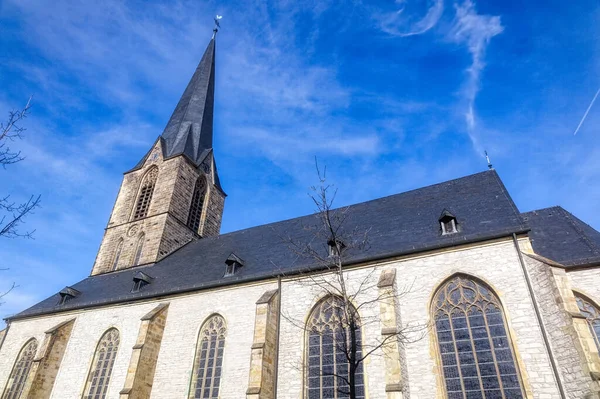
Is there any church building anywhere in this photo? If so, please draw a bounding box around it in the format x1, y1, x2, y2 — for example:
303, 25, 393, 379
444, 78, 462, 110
1, 29, 600, 399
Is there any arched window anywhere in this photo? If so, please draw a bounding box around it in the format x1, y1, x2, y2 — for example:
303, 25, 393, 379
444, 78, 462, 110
112, 239, 124, 271
132, 233, 145, 266
187, 176, 207, 233
575, 294, 600, 352
133, 167, 158, 220
83, 328, 120, 399
2, 338, 38, 399
189, 314, 226, 399
433, 275, 525, 399
306, 296, 365, 399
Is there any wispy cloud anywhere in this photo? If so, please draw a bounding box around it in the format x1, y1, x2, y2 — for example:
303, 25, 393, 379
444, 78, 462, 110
376, 0, 444, 37
447, 0, 503, 151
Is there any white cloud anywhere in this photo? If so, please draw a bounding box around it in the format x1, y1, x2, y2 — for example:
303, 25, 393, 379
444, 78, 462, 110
376, 0, 444, 37
447, 0, 503, 151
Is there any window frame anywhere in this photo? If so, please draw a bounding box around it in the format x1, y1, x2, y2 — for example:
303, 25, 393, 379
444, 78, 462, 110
187, 175, 208, 234
188, 314, 227, 399
132, 233, 145, 266
82, 328, 120, 399
1, 338, 38, 399
431, 274, 526, 399
111, 238, 124, 271
574, 292, 600, 353
303, 295, 366, 399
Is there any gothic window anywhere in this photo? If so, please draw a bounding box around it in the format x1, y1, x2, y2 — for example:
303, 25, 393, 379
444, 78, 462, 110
306, 296, 365, 399
83, 328, 120, 399
188, 176, 207, 233
575, 294, 600, 352
132, 234, 145, 266
1, 339, 38, 399
133, 167, 158, 220
189, 315, 226, 399
433, 275, 525, 399
111, 239, 124, 271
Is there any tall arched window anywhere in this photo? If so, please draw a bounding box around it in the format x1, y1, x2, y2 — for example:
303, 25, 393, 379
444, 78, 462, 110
433, 275, 525, 399
575, 294, 600, 352
1, 338, 38, 399
189, 314, 226, 399
306, 296, 365, 399
133, 167, 158, 220
83, 328, 120, 399
132, 233, 145, 266
112, 239, 124, 271
187, 176, 207, 233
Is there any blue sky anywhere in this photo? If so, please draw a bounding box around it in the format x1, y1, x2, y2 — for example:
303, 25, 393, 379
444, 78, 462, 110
0, 0, 599, 322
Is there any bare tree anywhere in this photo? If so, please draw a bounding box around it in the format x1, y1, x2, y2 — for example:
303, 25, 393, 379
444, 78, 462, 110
279, 162, 427, 398
0, 97, 41, 239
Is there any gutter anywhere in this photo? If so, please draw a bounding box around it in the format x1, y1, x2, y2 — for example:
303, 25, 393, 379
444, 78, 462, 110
512, 233, 567, 399
7, 229, 530, 322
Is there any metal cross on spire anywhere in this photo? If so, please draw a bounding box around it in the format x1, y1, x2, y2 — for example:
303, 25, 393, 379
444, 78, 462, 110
213, 15, 223, 37
484, 150, 493, 170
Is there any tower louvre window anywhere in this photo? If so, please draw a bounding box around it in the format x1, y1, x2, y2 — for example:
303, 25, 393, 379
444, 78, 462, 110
188, 176, 207, 233
133, 167, 158, 220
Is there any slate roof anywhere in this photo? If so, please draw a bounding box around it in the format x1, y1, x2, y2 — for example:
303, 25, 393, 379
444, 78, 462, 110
127, 36, 223, 192
11, 170, 530, 320
522, 206, 600, 267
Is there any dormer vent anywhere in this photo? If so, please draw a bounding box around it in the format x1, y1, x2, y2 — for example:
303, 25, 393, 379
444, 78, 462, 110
439, 209, 458, 235
224, 253, 244, 277
132, 271, 154, 293
58, 286, 81, 306
327, 238, 346, 257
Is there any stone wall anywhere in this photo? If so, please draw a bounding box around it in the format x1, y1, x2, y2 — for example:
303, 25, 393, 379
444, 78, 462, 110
277, 238, 562, 399
522, 255, 598, 397
568, 268, 600, 305
91, 143, 224, 275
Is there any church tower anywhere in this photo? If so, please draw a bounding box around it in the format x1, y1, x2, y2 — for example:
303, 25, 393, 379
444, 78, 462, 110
91, 33, 225, 276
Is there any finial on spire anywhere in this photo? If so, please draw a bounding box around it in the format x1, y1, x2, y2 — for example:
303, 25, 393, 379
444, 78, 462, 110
213, 15, 223, 37
484, 150, 493, 170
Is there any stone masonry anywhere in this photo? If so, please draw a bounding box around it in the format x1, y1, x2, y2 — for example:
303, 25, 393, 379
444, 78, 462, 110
91, 141, 224, 275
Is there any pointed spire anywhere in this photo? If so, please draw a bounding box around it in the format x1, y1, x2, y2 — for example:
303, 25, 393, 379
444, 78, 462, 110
161, 35, 216, 165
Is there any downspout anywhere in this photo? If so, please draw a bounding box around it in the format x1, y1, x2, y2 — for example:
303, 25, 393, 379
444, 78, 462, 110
512, 233, 567, 399
0, 321, 10, 352
273, 276, 282, 398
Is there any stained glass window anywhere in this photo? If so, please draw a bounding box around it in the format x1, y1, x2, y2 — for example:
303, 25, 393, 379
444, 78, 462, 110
112, 239, 123, 271
2, 339, 37, 399
133, 167, 158, 220
433, 275, 524, 399
187, 177, 207, 234
189, 315, 226, 399
132, 234, 145, 266
306, 296, 365, 399
575, 294, 600, 352
83, 329, 120, 399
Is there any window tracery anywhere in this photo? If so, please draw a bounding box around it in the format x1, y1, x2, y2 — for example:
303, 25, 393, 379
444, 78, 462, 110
1, 339, 38, 399
133, 167, 158, 220
575, 294, 600, 352
433, 275, 524, 399
306, 296, 365, 399
83, 328, 120, 399
188, 176, 207, 233
112, 239, 123, 271
189, 314, 226, 399
132, 233, 145, 266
